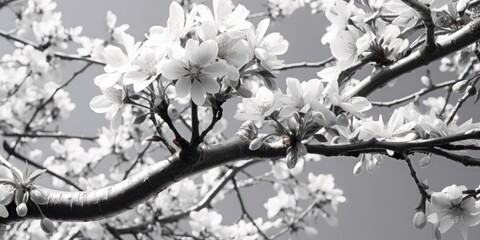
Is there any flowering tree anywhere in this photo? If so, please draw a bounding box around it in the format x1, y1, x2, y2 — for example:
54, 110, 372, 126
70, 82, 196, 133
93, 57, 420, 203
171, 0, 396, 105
0, 0, 480, 239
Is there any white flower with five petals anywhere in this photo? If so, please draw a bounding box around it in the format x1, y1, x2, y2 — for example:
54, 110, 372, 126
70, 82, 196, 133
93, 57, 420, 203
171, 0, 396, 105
428, 185, 480, 240
161, 39, 229, 105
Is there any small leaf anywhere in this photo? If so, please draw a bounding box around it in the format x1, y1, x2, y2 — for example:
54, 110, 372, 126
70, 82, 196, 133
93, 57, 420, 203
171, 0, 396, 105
133, 114, 148, 125
249, 138, 263, 150
314, 134, 328, 143
262, 75, 278, 90
145, 135, 163, 142
129, 94, 141, 100
31, 189, 48, 205
27, 169, 47, 184
257, 69, 276, 79
10, 167, 22, 184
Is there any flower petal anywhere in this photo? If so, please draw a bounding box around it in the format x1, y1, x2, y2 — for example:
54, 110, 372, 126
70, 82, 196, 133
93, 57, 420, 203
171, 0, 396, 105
90, 95, 113, 113
202, 62, 229, 79
195, 40, 219, 66
175, 77, 192, 98
438, 216, 454, 233
103, 45, 127, 69
191, 80, 206, 105
200, 77, 220, 94
162, 60, 188, 80
94, 73, 122, 89
431, 192, 451, 210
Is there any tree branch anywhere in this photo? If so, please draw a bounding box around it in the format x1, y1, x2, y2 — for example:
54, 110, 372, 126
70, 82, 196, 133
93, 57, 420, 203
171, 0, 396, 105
1, 125, 480, 224
445, 77, 480, 124
345, 17, 480, 98
232, 177, 271, 240
401, 0, 436, 51
371, 78, 455, 106
115, 159, 261, 234
2, 132, 98, 141
0, 29, 105, 66
272, 57, 334, 71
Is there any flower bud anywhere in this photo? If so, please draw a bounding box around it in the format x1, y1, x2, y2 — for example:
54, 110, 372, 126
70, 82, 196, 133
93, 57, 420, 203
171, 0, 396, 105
420, 76, 432, 88
452, 80, 468, 93
31, 189, 48, 205
249, 138, 263, 150
366, 159, 375, 173
413, 211, 426, 229
286, 148, 298, 169
419, 155, 431, 168
40, 218, 55, 234
16, 202, 27, 217
167, 105, 180, 119
353, 161, 363, 176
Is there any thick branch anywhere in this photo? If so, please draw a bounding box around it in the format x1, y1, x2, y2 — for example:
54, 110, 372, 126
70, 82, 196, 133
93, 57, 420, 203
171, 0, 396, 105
2, 128, 480, 224
345, 18, 480, 98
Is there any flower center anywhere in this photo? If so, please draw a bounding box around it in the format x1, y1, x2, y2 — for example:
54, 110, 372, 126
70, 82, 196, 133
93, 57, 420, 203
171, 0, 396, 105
188, 65, 202, 82
449, 205, 465, 224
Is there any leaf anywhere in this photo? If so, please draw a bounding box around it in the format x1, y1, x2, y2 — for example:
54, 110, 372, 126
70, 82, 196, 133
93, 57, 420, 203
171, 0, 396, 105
145, 135, 163, 142
314, 134, 328, 143
133, 114, 148, 125
129, 94, 141, 100
30, 189, 48, 205
10, 167, 22, 184
257, 69, 278, 90
27, 169, 47, 184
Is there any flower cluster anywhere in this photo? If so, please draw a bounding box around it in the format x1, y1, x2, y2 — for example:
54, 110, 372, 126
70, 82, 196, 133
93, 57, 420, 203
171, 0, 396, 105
89, 0, 289, 129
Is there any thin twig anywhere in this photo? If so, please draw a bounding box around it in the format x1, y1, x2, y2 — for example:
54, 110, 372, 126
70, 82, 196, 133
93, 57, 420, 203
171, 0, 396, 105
7, 63, 92, 158
123, 142, 153, 180
0, 29, 105, 66
114, 160, 261, 234
2, 132, 98, 141
247, 11, 270, 19
371, 79, 457, 106
402, 153, 431, 200
232, 177, 271, 240
445, 77, 480, 124
272, 57, 334, 71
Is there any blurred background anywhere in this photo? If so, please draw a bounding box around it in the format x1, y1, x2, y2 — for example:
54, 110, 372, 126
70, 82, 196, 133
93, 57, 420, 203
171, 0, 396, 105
1, 0, 479, 239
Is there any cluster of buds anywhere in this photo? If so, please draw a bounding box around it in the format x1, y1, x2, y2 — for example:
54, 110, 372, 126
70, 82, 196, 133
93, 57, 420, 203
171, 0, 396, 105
0, 166, 55, 233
